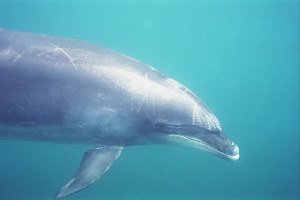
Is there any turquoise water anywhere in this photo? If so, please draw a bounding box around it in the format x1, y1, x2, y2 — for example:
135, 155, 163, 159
0, 0, 299, 199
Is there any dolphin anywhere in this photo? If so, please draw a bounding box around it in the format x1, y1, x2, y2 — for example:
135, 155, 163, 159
0, 28, 239, 199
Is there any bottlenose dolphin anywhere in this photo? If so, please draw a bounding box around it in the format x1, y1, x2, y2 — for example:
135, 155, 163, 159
0, 28, 239, 199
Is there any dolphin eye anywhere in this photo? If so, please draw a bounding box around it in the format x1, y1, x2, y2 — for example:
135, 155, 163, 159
209, 130, 221, 134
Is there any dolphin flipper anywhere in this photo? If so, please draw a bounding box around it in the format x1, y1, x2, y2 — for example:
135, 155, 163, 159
56, 146, 123, 199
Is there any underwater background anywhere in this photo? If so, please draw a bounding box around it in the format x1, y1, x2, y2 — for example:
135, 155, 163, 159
0, 0, 299, 199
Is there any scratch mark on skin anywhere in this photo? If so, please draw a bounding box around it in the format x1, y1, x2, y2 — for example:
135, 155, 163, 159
12, 51, 25, 64
136, 72, 149, 112
49, 43, 77, 71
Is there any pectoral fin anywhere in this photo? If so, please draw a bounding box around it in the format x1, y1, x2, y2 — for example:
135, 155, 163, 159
56, 146, 123, 199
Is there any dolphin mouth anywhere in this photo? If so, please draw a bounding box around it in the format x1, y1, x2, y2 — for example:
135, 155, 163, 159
167, 134, 240, 161
188, 136, 240, 161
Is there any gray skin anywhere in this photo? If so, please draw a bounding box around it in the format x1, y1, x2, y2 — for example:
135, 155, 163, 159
0, 29, 239, 198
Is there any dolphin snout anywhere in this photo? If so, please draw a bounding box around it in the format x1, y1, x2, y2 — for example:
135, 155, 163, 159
215, 135, 239, 161
227, 142, 239, 161
196, 132, 240, 161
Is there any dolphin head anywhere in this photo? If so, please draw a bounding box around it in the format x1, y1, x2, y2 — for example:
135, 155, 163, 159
152, 79, 239, 161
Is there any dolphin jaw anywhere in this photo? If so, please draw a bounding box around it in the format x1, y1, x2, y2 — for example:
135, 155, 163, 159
167, 134, 239, 161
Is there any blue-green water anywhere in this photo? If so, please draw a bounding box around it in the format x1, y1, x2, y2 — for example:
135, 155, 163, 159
0, 0, 299, 199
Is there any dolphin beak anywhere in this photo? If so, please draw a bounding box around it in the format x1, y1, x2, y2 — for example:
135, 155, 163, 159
167, 132, 240, 161
192, 131, 240, 161
224, 143, 239, 161
199, 132, 240, 161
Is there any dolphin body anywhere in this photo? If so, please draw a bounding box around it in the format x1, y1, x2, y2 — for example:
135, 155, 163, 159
0, 29, 239, 199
